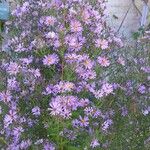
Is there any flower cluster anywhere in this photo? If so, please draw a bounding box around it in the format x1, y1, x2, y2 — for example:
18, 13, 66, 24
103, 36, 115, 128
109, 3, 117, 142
49, 96, 89, 119
0, 0, 127, 149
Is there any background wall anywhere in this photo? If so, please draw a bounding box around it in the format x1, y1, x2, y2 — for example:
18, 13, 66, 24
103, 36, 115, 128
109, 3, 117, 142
107, 0, 150, 39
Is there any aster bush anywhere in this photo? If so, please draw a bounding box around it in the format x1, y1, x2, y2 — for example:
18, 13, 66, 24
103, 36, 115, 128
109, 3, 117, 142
2, 0, 150, 150
105, 28, 150, 149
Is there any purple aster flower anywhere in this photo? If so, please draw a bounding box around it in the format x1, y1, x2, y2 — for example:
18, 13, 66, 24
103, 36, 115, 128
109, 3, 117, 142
32, 106, 41, 116
141, 66, 150, 73
0, 91, 12, 103
49, 100, 62, 116
20, 57, 33, 66
72, 119, 80, 128
79, 116, 89, 127
101, 82, 113, 96
95, 39, 109, 49
45, 16, 56, 26
50, 0, 62, 8
19, 139, 32, 150
29, 68, 41, 78
7, 77, 19, 90
97, 56, 110, 67
49, 96, 79, 119
44, 84, 57, 95
13, 126, 24, 139
81, 9, 91, 24
65, 35, 84, 51
79, 98, 90, 107
43, 54, 59, 66
61, 128, 77, 140
84, 107, 93, 116
92, 109, 102, 118
54, 81, 75, 93
138, 85, 146, 94
90, 139, 100, 148
44, 142, 55, 150
83, 58, 94, 69
84, 107, 101, 118
7, 62, 20, 75
117, 57, 125, 66
102, 119, 113, 131
76, 66, 96, 80
70, 20, 83, 32
4, 114, 13, 128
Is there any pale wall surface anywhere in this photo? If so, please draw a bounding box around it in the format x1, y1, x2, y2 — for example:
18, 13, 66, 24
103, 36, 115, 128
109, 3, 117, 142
107, 0, 150, 38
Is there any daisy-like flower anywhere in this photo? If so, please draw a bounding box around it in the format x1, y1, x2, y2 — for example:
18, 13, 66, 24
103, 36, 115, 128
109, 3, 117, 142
84, 107, 93, 116
79, 98, 90, 107
4, 110, 17, 128
7, 62, 20, 75
76, 66, 96, 80
97, 56, 110, 67
45, 81, 75, 95
0, 91, 12, 103
138, 85, 146, 94
20, 57, 33, 66
55, 81, 75, 93
49, 100, 61, 116
102, 119, 113, 131
29, 68, 41, 78
90, 139, 100, 148
4, 114, 13, 128
81, 9, 91, 24
84, 107, 101, 118
43, 54, 59, 66
101, 82, 113, 96
65, 35, 84, 51
68, 37, 79, 48
19, 139, 32, 150
63, 82, 75, 92
13, 126, 24, 138
95, 39, 109, 50
117, 57, 125, 66
79, 116, 89, 127
72, 119, 80, 128
70, 20, 83, 32
7, 77, 19, 90
32, 106, 41, 116
49, 96, 79, 119
45, 16, 56, 26
83, 59, 94, 69
44, 142, 55, 150
93, 89, 104, 99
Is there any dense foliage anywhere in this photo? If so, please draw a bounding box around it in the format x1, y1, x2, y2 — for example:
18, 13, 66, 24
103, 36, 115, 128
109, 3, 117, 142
0, 0, 149, 150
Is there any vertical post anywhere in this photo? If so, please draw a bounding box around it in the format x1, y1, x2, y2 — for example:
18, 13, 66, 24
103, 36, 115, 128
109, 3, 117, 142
140, 0, 149, 26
